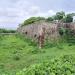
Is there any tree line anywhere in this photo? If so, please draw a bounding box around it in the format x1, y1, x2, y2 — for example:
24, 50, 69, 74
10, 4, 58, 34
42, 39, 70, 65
0, 28, 16, 33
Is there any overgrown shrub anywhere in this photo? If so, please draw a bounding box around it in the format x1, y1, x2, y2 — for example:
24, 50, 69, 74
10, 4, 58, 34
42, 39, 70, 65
21, 17, 45, 26
13, 54, 20, 61
59, 27, 75, 45
65, 29, 75, 44
16, 55, 75, 75
46, 17, 54, 22
59, 27, 66, 36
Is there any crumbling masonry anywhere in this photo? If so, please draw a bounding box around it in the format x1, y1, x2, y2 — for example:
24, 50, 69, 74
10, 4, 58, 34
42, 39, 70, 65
17, 21, 75, 48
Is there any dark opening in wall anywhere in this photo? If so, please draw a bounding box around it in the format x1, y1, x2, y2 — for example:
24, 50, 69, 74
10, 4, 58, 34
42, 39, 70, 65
65, 24, 70, 29
25, 32, 28, 35
34, 34, 37, 37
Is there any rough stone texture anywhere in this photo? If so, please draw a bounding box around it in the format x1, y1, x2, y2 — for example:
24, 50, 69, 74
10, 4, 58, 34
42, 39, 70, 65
17, 21, 75, 42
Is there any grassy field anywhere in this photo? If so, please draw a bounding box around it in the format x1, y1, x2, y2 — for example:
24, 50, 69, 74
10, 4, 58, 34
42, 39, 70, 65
0, 34, 75, 75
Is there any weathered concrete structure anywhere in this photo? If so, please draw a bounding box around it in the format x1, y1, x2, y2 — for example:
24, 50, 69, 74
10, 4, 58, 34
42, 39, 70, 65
17, 21, 59, 41
17, 21, 75, 41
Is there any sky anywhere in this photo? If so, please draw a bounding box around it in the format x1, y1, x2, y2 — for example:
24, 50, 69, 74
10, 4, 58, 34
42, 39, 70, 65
0, 0, 75, 29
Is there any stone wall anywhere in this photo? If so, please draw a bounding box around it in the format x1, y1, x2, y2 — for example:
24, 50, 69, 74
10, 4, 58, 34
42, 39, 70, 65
17, 21, 75, 42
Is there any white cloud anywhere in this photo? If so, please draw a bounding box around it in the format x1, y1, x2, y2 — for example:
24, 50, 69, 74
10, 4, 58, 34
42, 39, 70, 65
25, 6, 56, 18
48, 10, 56, 15
28, 6, 40, 15
0, 0, 56, 29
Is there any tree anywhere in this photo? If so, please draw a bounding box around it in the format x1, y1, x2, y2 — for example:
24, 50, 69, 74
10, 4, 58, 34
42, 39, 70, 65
54, 11, 65, 20
46, 17, 53, 22
64, 14, 73, 23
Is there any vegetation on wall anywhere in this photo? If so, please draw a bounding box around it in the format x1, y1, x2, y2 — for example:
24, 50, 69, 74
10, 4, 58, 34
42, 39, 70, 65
21, 11, 75, 26
63, 14, 73, 23
53, 11, 65, 20
58, 27, 75, 45
59, 27, 66, 36
21, 17, 45, 26
65, 29, 75, 44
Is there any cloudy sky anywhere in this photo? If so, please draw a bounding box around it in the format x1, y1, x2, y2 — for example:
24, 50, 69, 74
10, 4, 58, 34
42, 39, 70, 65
0, 0, 75, 29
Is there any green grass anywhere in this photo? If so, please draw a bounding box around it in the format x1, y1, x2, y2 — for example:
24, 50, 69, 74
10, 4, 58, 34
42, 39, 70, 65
0, 34, 75, 75
17, 55, 75, 75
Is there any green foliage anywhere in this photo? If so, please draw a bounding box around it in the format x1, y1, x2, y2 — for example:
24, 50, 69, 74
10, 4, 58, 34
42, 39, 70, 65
59, 27, 66, 36
63, 14, 73, 23
20, 11, 75, 27
0, 35, 3, 40
13, 54, 20, 61
65, 29, 75, 44
16, 55, 75, 75
54, 11, 65, 20
22, 17, 45, 26
0, 28, 16, 33
58, 27, 75, 45
46, 17, 54, 22
0, 35, 75, 74
44, 40, 56, 49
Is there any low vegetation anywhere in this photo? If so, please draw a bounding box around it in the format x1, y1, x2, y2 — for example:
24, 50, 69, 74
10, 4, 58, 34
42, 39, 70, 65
0, 11, 75, 75
21, 17, 45, 26
0, 28, 16, 33
0, 34, 75, 74
17, 55, 75, 75
21, 11, 75, 26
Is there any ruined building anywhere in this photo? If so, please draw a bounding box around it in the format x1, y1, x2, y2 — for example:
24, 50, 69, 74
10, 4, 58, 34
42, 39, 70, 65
17, 21, 75, 48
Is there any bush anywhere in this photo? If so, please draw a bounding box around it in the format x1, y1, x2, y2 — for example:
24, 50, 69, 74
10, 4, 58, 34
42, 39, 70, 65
59, 27, 66, 36
46, 17, 53, 22
16, 55, 75, 75
21, 17, 45, 26
13, 55, 20, 61
58, 27, 75, 45
0, 28, 16, 33
64, 14, 73, 23
65, 29, 75, 44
